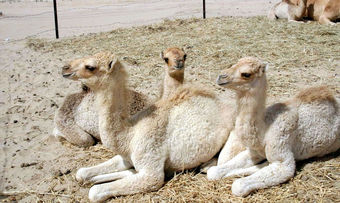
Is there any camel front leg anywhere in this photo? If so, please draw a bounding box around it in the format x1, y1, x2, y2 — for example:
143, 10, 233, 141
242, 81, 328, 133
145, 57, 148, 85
223, 161, 269, 178
231, 157, 295, 197
89, 169, 136, 184
54, 93, 95, 147
207, 149, 264, 180
217, 130, 246, 165
53, 123, 95, 147
76, 155, 132, 184
318, 15, 335, 25
88, 170, 164, 202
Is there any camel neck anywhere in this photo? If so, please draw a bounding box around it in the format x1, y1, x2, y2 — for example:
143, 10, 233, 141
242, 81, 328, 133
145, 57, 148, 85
161, 71, 184, 99
95, 76, 130, 153
235, 77, 267, 148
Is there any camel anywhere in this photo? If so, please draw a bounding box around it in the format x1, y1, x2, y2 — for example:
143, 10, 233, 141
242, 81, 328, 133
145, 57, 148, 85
53, 52, 147, 147
207, 57, 340, 196
65, 52, 234, 202
158, 47, 241, 169
160, 47, 187, 99
268, 0, 340, 25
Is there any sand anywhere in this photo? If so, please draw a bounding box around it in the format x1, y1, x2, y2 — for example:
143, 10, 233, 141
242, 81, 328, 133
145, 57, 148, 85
0, 0, 339, 202
0, 0, 273, 42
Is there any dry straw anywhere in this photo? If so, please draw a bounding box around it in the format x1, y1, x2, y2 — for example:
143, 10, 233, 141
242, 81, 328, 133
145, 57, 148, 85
19, 16, 340, 202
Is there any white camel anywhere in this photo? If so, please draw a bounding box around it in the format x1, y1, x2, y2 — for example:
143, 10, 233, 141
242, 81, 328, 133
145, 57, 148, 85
208, 57, 340, 196
63, 52, 234, 202
53, 52, 147, 147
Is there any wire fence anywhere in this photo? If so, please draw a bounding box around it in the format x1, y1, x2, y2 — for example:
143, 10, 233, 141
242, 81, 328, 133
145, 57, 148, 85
0, 0, 210, 46
0, 0, 273, 47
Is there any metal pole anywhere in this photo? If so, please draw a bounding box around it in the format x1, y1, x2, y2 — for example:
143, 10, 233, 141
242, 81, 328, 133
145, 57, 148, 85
53, 0, 59, 39
203, 0, 206, 19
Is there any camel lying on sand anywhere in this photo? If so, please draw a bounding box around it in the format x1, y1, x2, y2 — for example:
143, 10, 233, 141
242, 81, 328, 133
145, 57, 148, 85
53, 52, 147, 147
54, 47, 187, 147
60, 52, 235, 202
208, 57, 340, 196
268, 0, 340, 25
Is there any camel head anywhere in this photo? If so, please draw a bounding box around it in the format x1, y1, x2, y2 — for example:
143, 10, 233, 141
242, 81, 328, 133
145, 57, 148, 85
62, 52, 126, 90
160, 47, 187, 79
217, 57, 267, 92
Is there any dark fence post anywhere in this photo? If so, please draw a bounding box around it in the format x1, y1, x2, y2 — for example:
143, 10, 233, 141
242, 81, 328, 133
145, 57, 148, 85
203, 0, 206, 19
53, 0, 59, 39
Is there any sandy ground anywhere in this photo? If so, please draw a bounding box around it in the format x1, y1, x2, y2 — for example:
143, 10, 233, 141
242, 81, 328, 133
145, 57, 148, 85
0, 0, 339, 203
0, 0, 274, 42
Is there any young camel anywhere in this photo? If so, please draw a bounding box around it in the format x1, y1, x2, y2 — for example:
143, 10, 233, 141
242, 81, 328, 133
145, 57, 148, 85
53, 52, 147, 147
268, 0, 340, 25
64, 53, 233, 202
207, 57, 340, 196
160, 47, 187, 100
159, 47, 241, 168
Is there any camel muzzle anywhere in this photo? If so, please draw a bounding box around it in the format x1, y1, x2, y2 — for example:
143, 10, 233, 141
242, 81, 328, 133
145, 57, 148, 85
174, 62, 184, 70
217, 74, 229, 86
62, 72, 74, 78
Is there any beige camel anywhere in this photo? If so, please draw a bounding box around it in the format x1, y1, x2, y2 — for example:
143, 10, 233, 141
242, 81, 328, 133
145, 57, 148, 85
268, 0, 340, 25
66, 52, 234, 202
158, 47, 240, 169
53, 52, 147, 147
160, 47, 187, 99
207, 57, 340, 196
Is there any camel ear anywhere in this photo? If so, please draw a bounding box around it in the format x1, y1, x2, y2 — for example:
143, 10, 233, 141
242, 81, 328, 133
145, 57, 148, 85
263, 63, 269, 73
108, 59, 123, 72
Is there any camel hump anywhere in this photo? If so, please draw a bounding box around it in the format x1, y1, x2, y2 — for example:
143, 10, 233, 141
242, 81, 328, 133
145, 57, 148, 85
294, 86, 336, 104
168, 85, 215, 103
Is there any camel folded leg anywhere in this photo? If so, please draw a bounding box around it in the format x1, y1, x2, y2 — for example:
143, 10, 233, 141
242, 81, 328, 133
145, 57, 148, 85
89, 169, 136, 184
217, 130, 246, 165
54, 93, 95, 147
222, 161, 269, 178
207, 149, 264, 180
318, 15, 336, 25
231, 157, 295, 197
76, 155, 133, 184
53, 124, 95, 147
88, 170, 164, 202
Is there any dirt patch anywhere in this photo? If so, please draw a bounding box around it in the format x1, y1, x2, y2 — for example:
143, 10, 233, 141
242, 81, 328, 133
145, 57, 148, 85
1, 16, 339, 202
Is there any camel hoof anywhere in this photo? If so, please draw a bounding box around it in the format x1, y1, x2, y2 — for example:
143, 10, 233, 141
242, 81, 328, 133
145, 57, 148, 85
76, 168, 87, 183
207, 166, 223, 180
232, 179, 251, 197
89, 185, 107, 202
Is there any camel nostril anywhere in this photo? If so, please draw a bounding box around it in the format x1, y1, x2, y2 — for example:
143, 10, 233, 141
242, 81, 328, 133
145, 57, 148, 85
217, 74, 229, 86
174, 61, 184, 70
62, 65, 70, 70
219, 74, 228, 80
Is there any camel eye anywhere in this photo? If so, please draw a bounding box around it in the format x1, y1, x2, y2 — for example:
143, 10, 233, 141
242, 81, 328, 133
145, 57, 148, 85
85, 65, 96, 71
164, 58, 169, 63
241, 73, 251, 78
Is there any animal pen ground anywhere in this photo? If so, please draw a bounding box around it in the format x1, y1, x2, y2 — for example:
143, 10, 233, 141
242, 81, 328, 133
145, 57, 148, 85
1, 3, 340, 203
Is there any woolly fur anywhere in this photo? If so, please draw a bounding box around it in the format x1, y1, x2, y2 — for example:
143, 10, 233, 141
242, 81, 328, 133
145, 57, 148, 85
208, 57, 340, 197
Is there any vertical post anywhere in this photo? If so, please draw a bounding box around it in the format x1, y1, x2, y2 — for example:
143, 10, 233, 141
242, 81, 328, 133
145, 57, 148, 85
203, 0, 206, 19
53, 0, 59, 39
